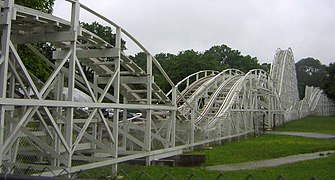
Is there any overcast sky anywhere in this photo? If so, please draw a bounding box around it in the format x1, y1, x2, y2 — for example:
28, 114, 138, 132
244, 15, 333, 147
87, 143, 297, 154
53, 0, 335, 65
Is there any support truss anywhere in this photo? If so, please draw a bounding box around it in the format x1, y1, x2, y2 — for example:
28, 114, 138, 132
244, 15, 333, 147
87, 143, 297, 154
0, 0, 334, 176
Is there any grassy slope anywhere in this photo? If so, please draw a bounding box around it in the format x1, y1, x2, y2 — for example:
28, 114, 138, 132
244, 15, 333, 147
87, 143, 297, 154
274, 115, 335, 134
80, 116, 335, 179
194, 134, 335, 165
224, 154, 335, 180
83, 154, 335, 179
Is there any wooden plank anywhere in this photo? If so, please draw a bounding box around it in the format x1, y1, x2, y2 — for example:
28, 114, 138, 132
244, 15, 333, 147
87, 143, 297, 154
53, 48, 119, 59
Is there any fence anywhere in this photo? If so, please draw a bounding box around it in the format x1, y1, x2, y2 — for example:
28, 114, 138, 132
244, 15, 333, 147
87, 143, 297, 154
0, 165, 319, 180
79, 171, 319, 180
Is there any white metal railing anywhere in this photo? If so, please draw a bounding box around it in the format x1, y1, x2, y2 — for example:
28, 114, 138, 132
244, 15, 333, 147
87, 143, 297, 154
178, 69, 243, 117
208, 69, 272, 128
166, 70, 219, 97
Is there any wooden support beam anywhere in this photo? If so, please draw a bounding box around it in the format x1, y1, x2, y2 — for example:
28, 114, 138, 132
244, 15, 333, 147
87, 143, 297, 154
53, 48, 119, 59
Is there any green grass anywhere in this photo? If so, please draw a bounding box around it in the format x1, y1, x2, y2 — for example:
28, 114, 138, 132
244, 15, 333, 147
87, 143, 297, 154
81, 154, 335, 179
274, 115, 335, 134
193, 134, 335, 165
222, 154, 335, 180
78, 115, 335, 179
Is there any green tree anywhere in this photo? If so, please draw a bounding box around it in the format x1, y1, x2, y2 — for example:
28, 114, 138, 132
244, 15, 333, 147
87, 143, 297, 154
169, 50, 202, 83
130, 52, 177, 92
321, 63, 335, 101
77, 21, 127, 81
17, 45, 53, 82
14, 0, 55, 82
132, 44, 262, 92
16, 0, 54, 13
131, 44, 261, 92
202, 45, 260, 73
153, 53, 176, 92
260, 63, 271, 73
295, 57, 327, 99
201, 45, 230, 70
81, 22, 126, 51
130, 52, 147, 70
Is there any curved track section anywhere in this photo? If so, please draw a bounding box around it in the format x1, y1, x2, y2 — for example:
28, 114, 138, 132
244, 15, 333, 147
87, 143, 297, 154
178, 69, 243, 119
0, 1, 334, 176
210, 69, 281, 129
270, 48, 299, 110
174, 68, 282, 144
298, 86, 335, 118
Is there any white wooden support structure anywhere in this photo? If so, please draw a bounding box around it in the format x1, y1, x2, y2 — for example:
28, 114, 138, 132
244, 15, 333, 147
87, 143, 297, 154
0, 0, 334, 177
0, 0, 14, 171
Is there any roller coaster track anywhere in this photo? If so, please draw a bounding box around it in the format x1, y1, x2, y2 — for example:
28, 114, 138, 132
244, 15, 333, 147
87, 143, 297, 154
0, 0, 334, 176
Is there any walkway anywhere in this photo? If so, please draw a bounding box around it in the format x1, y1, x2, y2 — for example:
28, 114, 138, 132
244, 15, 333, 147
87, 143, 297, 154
265, 131, 335, 139
206, 150, 335, 171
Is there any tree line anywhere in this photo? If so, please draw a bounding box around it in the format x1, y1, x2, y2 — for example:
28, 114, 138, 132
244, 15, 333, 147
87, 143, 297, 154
12, 0, 335, 102
296, 57, 335, 101
130, 45, 269, 92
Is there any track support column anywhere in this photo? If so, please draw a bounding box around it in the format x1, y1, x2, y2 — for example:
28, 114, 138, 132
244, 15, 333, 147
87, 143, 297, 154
145, 54, 153, 166
190, 100, 196, 150
65, 0, 80, 168
171, 87, 177, 147
0, 0, 13, 171
112, 27, 122, 174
